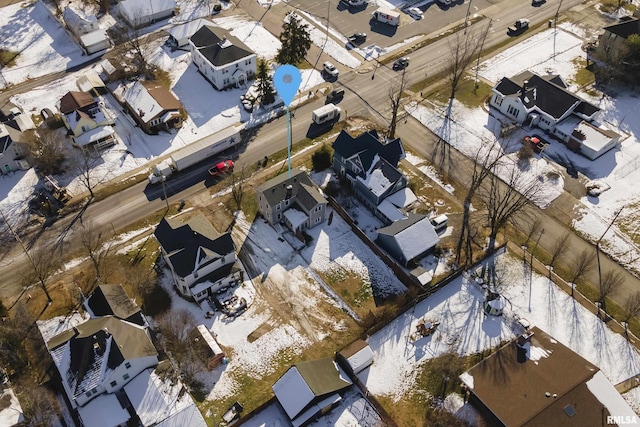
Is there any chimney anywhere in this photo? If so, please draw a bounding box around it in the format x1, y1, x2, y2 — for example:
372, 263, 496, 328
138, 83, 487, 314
523, 80, 529, 91
516, 331, 534, 363
285, 184, 293, 199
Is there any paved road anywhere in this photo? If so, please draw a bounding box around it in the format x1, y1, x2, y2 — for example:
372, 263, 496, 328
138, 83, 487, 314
4, 0, 638, 311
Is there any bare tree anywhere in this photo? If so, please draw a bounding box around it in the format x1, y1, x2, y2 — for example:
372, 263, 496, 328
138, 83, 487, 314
446, 22, 491, 100
569, 249, 596, 284
22, 128, 68, 176
110, 14, 154, 77
623, 292, 640, 324
72, 148, 107, 199
599, 270, 624, 312
230, 166, 247, 212
480, 162, 544, 256
524, 217, 543, 247
455, 139, 506, 265
0, 304, 33, 372
77, 221, 114, 284
17, 380, 61, 427
22, 241, 61, 305
548, 231, 571, 269
387, 68, 408, 140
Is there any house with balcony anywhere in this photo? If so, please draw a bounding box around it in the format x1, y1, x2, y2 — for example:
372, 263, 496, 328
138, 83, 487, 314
154, 214, 242, 303
255, 169, 327, 233
490, 71, 621, 160
332, 129, 416, 223
189, 24, 256, 90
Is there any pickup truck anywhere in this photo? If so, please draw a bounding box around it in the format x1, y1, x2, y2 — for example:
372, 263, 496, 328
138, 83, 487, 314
209, 160, 234, 177
508, 19, 530, 35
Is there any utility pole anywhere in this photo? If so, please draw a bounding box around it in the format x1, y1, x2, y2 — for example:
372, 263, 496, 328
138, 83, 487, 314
464, 0, 473, 34
474, 19, 492, 92
596, 206, 624, 297
553, 0, 564, 58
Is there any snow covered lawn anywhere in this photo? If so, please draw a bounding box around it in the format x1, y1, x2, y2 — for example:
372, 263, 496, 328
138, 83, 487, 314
361, 250, 640, 419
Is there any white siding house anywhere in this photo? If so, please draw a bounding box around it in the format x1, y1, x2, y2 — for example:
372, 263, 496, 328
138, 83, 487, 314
189, 24, 256, 90
119, 0, 176, 27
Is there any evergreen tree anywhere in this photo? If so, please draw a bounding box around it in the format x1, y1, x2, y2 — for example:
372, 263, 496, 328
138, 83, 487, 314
256, 59, 275, 106
276, 13, 312, 66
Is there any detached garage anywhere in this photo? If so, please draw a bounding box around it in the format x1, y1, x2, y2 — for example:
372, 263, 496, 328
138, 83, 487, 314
376, 213, 440, 266
337, 339, 374, 375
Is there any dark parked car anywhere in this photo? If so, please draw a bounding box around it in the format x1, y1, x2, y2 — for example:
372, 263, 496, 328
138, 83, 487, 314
327, 88, 345, 103
393, 57, 410, 70
508, 19, 530, 35
348, 32, 367, 45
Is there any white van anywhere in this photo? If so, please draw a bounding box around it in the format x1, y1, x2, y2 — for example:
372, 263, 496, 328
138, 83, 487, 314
312, 104, 341, 125
430, 214, 448, 233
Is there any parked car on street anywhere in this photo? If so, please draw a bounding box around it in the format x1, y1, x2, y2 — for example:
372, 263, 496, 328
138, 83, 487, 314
393, 57, 410, 70
209, 160, 234, 177
348, 32, 367, 45
532, 0, 546, 6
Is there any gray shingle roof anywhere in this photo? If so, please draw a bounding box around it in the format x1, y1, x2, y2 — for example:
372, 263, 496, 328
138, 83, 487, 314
256, 169, 324, 208
190, 25, 254, 67
604, 18, 640, 39
154, 214, 235, 278
332, 129, 405, 168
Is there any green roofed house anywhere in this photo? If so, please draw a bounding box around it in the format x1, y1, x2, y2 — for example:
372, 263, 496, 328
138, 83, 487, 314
272, 357, 353, 427
460, 326, 637, 426
255, 169, 328, 233
154, 213, 242, 303
46, 316, 158, 409
85, 284, 146, 326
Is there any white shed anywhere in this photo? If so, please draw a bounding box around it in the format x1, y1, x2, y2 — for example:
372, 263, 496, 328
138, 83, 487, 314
338, 339, 374, 375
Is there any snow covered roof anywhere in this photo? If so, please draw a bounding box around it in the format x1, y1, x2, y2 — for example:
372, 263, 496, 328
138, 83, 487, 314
283, 208, 308, 230
377, 213, 439, 262
121, 81, 181, 124
168, 18, 212, 46
376, 199, 407, 223
124, 367, 207, 427
273, 358, 352, 421
338, 340, 374, 375
74, 125, 114, 146
461, 326, 629, 426
575, 120, 621, 154
77, 393, 130, 427
195, 324, 224, 357
385, 187, 417, 208
357, 157, 393, 197
79, 30, 109, 49
76, 70, 105, 92
119, 0, 176, 21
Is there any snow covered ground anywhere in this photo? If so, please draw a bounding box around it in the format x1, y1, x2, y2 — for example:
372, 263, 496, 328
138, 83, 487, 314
409, 23, 640, 275
361, 251, 640, 416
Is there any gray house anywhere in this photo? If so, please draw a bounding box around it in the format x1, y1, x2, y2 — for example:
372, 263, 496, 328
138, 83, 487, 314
376, 213, 439, 266
256, 169, 327, 232
332, 130, 413, 222
154, 214, 241, 303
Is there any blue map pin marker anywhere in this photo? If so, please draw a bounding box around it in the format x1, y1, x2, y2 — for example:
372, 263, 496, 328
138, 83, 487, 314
274, 65, 301, 108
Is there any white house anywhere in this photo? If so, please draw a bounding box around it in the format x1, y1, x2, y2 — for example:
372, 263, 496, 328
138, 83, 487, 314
46, 316, 159, 409
62, 7, 110, 54
0, 110, 35, 174
490, 71, 621, 160
154, 214, 242, 302
189, 24, 256, 90
119, 0, 176, 28
120, 80, 184, 134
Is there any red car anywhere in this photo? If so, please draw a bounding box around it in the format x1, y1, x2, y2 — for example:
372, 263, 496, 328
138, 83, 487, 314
523, 136, 549, 154
209, 160, 234, 177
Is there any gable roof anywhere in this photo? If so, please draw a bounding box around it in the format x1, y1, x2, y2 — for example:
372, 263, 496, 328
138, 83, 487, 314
122, 81, 181, 123
332, 129, 405, 168
87, 284, 142, 322
190, 25, 254, 67
377, 213, 439, 261
604, 18, 640, 39
357, 154, 403, 197
0, 124, 14, 155
154, 214, 235, 278
256, 169, 325, 208
460, 326, 635, 426
272, 358, 352, 421
59, 91, 97, 114
47, 316, 157, 399
119, 0, 176, 19
62, 7, 97, 30
494, 72, 600, 120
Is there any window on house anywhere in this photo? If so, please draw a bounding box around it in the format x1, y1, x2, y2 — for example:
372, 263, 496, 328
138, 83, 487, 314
110, 381, 117, 387
277, 213, 281, 220
125, 362, 131, 369
85, 391, 92, 398
123, 374, 130, 381
284, 199, 290, 206
276, 204, 281, 210
315, 217, 321, 223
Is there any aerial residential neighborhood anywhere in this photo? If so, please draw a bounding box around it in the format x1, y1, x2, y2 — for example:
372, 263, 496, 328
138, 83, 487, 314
1, 0, 640, 426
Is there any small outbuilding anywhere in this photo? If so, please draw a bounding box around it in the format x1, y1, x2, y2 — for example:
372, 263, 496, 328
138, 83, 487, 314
376, 213, 440, 266
191, 325, 225, 369
336, 339, 374, 375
